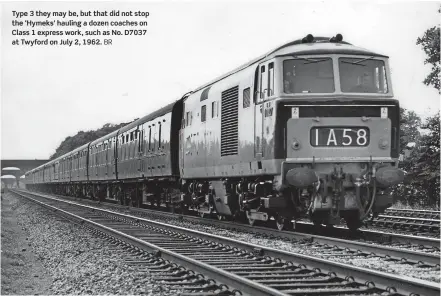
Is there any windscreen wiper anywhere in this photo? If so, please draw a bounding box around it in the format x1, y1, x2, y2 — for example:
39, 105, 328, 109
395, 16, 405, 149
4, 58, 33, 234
341, 56, 375, 66
292, 56, 330, 64
303, 58, 330, 64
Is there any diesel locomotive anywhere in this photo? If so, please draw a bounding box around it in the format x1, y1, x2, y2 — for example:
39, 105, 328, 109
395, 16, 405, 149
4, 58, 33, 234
25, 34, 404, 230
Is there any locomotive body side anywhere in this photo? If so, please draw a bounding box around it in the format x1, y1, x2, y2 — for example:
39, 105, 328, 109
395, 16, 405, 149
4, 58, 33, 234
180, 65, 257, 179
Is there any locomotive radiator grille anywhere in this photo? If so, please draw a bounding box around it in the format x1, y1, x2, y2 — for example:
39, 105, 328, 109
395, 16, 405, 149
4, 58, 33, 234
221, 85, 239, 156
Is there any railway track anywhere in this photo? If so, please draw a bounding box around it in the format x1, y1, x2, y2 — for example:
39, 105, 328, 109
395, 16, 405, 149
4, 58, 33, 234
368, 214, 440, 234
385, 208, 440, 220
22, 189, 440, 249
12, 189, 440, 296
14, 189, 440, 257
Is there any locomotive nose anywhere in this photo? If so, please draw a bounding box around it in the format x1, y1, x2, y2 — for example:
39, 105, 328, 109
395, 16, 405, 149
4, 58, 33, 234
285, 167, 318, 187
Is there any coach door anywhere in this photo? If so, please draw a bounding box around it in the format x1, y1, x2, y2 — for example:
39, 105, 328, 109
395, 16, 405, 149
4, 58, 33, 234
137, 126, 144, 173
114, 135, 119, 179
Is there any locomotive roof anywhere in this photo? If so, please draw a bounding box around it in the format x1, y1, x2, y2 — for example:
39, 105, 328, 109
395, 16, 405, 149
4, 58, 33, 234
193, 36, 388, 93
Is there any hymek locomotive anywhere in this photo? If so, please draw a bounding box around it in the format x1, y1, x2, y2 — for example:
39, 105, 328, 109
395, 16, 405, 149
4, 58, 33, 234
25, 34, 404, 230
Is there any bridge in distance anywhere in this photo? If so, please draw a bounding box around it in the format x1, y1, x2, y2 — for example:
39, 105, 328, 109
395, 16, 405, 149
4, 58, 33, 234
1, 159, 48, 176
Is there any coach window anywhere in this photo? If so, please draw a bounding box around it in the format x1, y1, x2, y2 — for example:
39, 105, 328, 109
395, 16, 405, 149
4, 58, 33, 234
126, 134, 129, 143
201, 105, 206, 122
158, 122, 162, 150
148, 126, 152, 151
130, 132, 134, 141
243, 88, 250, 108
138, 130, 143, 153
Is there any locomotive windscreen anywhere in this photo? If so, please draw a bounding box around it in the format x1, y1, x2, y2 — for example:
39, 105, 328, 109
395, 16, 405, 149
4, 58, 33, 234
283, 58, 334, 94
339, 58, 388, 93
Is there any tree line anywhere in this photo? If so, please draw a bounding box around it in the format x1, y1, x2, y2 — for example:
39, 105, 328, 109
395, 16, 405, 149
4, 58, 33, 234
49, 120, 136, 160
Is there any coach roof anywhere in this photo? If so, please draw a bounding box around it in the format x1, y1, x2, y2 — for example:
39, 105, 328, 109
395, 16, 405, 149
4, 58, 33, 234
90, 130, 119, 146
118, 101, 177, 134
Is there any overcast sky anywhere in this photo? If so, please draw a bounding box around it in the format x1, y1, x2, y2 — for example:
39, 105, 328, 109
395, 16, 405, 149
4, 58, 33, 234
1, 1, 440, 160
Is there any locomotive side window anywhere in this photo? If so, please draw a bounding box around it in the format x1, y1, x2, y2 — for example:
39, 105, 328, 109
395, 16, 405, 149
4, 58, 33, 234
200, 87, 210, 101
260, 65, 266, 99
186, 111, 191, 126
201, 105, 206, 122
268, 63, 274, 96
212, 102, 215, 118
283, 58, 334, 93
211, 101, 219, 118
243, 88, 250, 108
339, 58, 388, 93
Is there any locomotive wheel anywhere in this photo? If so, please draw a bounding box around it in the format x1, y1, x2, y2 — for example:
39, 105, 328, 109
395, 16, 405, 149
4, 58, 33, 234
276, 218, 285, 231
198, 211, 205, 218
276, 216, 291, 231
248, 216, 256, 226
217, 214, 224, 221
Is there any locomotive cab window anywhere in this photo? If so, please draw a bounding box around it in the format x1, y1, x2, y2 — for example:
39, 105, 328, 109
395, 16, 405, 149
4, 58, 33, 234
259, 65, 266, 99
283, 57, 334, 94
201, 105, 206, 122
243, 88, 250, 108
339, 57, 388, 93
268, 63, 274, 96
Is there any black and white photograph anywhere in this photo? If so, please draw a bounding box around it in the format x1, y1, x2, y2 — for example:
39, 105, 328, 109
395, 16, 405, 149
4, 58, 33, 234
1, 1, 440, 295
